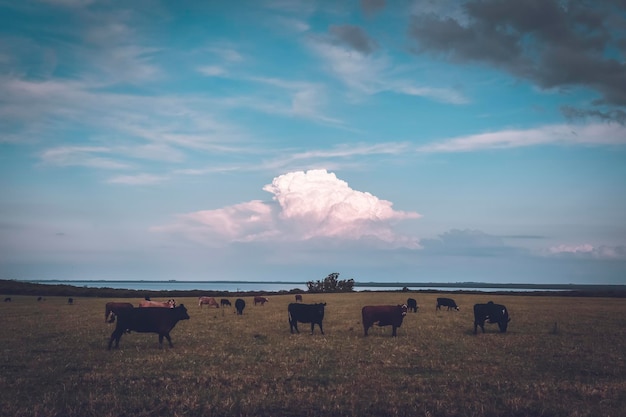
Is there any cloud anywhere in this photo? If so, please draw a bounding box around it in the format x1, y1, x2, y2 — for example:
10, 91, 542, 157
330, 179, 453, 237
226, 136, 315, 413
409, 0, 626, 121
421, 229, 520, 257
361, 0, 386, 16
417, 122, 626, 152
154, 169, 421, 247
329, 25, 378, 55
106, 173, 168, 185
308, 35, 467, 103
40, 146, 131, 169
547, 244, 626, 260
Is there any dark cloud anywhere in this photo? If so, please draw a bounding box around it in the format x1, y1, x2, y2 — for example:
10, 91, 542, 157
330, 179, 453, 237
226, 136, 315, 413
561, 105, 626, 124
409, 0, 626, 119
329, 24, 378, 54
361, 0, 386, 16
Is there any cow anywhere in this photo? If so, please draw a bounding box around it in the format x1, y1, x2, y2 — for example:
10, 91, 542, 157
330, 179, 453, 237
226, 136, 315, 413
288, 303, 326, 335
436, 297, 459, 311
254, 296, 269, 306
295, 294, 303, 302
220, 298, 231, 307
139, 299, 176, 308
4, 297, 11, 302
105, 302, 134, 323
198, 296, 219, 308
407, 298, 418, 313
108, 304, 190, 350
235, 298, 246, 315
362, 305, 408, 337
67, 297, 74, 305
37, 296, 43, 301
474, 301, 510, 334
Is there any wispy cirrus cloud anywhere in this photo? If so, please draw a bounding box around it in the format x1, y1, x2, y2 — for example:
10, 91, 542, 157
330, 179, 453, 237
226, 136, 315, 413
418, 123, 626, 153
307, 31, 469, 104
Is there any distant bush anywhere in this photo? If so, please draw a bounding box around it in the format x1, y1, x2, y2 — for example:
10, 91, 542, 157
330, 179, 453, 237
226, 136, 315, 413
306, 272, 354, 293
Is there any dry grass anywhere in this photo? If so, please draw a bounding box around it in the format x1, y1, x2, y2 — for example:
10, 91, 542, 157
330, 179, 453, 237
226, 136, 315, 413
0, 292, 624, 417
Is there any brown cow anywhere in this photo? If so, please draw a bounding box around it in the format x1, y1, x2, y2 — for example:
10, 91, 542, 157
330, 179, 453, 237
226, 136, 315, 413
139, 299, 176, 308
362, 304, 408, 337
198, 296, 219, 308
105, 302, 134, 323
295, 294, 303, 302
254, 296, 269, 306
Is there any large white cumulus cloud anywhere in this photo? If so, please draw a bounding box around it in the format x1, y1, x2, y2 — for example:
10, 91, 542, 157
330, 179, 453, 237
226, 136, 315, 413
155, 169, 421, 247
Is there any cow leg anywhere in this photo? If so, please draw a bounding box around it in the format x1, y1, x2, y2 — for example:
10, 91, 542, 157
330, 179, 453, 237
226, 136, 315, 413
108, 330, 122, 350
317, 322, 324, 335
165, 333, 173, 347
363, 323, 369, 336
391, 326, 397, 337
290, 320, 299, 334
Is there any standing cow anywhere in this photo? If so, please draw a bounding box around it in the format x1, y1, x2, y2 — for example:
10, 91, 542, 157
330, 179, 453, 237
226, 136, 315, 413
198, 297, 219, 308
474, 301, 510, 334
295, 294, 303, 302
254, 296, 269, 306
436, 297, 459, 311
220, 299, 231, 307
235, 299, 246, 315
105, 302, 134, 323
288, 303, 326, 335
108, 304, 190, 350
407, 298, 418, 313
362, 305, 408, 337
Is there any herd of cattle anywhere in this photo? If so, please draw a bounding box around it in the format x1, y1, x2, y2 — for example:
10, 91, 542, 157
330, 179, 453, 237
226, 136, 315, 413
103, 295, 511, 350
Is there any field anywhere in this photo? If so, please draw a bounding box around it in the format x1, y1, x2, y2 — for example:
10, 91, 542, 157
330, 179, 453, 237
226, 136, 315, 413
0, 292, 624, 417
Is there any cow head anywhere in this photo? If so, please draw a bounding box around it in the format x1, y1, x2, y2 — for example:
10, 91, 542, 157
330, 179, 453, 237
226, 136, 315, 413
167, 299, 176, 308
400, 304, 408, 316
498, 309, 510, 333
175, 304, 190, 320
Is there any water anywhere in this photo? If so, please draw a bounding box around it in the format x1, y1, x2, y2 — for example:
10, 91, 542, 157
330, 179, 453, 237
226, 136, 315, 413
22, 280, 571, 293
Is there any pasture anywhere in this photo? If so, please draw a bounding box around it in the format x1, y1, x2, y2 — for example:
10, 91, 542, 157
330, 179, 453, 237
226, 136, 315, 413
0, 292, 624, 417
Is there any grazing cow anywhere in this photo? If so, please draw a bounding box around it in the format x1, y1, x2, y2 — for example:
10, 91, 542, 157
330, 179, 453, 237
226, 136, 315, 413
108, 304, 190, 350
254, 296, 269, 306
362, 305, 408, 337
105, 302, 134, 323
235, 298, 246, 315
139, 299, 176, 308
474, 301, 510, 334
407, 298, 418, 313
220, 298, 231, 307
198, 296, 219, 309
37, 297, 43, 301
288, 303, 326, 335
295, 294, 303, 302
4, 297, 11, 302
436, 297, 459, 311
67, 297, 74, 305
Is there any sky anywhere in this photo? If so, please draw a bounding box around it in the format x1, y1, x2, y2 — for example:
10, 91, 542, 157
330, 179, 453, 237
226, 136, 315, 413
1, 0, 625, 285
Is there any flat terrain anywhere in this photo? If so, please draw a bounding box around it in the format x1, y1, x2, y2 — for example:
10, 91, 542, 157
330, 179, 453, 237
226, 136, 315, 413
0, 292, 624, 417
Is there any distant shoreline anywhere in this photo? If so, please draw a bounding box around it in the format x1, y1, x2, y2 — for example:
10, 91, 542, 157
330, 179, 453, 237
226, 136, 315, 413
20, 279, 626, 291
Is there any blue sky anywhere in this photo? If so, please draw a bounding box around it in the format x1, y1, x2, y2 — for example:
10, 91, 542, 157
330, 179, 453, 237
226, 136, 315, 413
1, 0, 625, 284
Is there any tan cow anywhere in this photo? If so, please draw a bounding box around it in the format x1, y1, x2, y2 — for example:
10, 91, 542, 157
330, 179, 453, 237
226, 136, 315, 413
139, 299, 176, 308
198, 296, 219, 308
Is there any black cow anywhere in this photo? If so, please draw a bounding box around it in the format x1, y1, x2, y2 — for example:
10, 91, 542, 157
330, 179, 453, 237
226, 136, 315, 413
108, 304, 190, 349
436, 297, 459, 311
4, 297, 11, 302
407, 298, 418, 313
362, 305, 408, 337
235, 299, 245, 315
68, 298, 74, 305
473, 301, 510, 334
220, 299, 231, 307
288, 303, 326, 335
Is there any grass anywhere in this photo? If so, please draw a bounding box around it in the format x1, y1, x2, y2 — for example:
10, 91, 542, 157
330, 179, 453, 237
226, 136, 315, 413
0, 292, 624, 416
